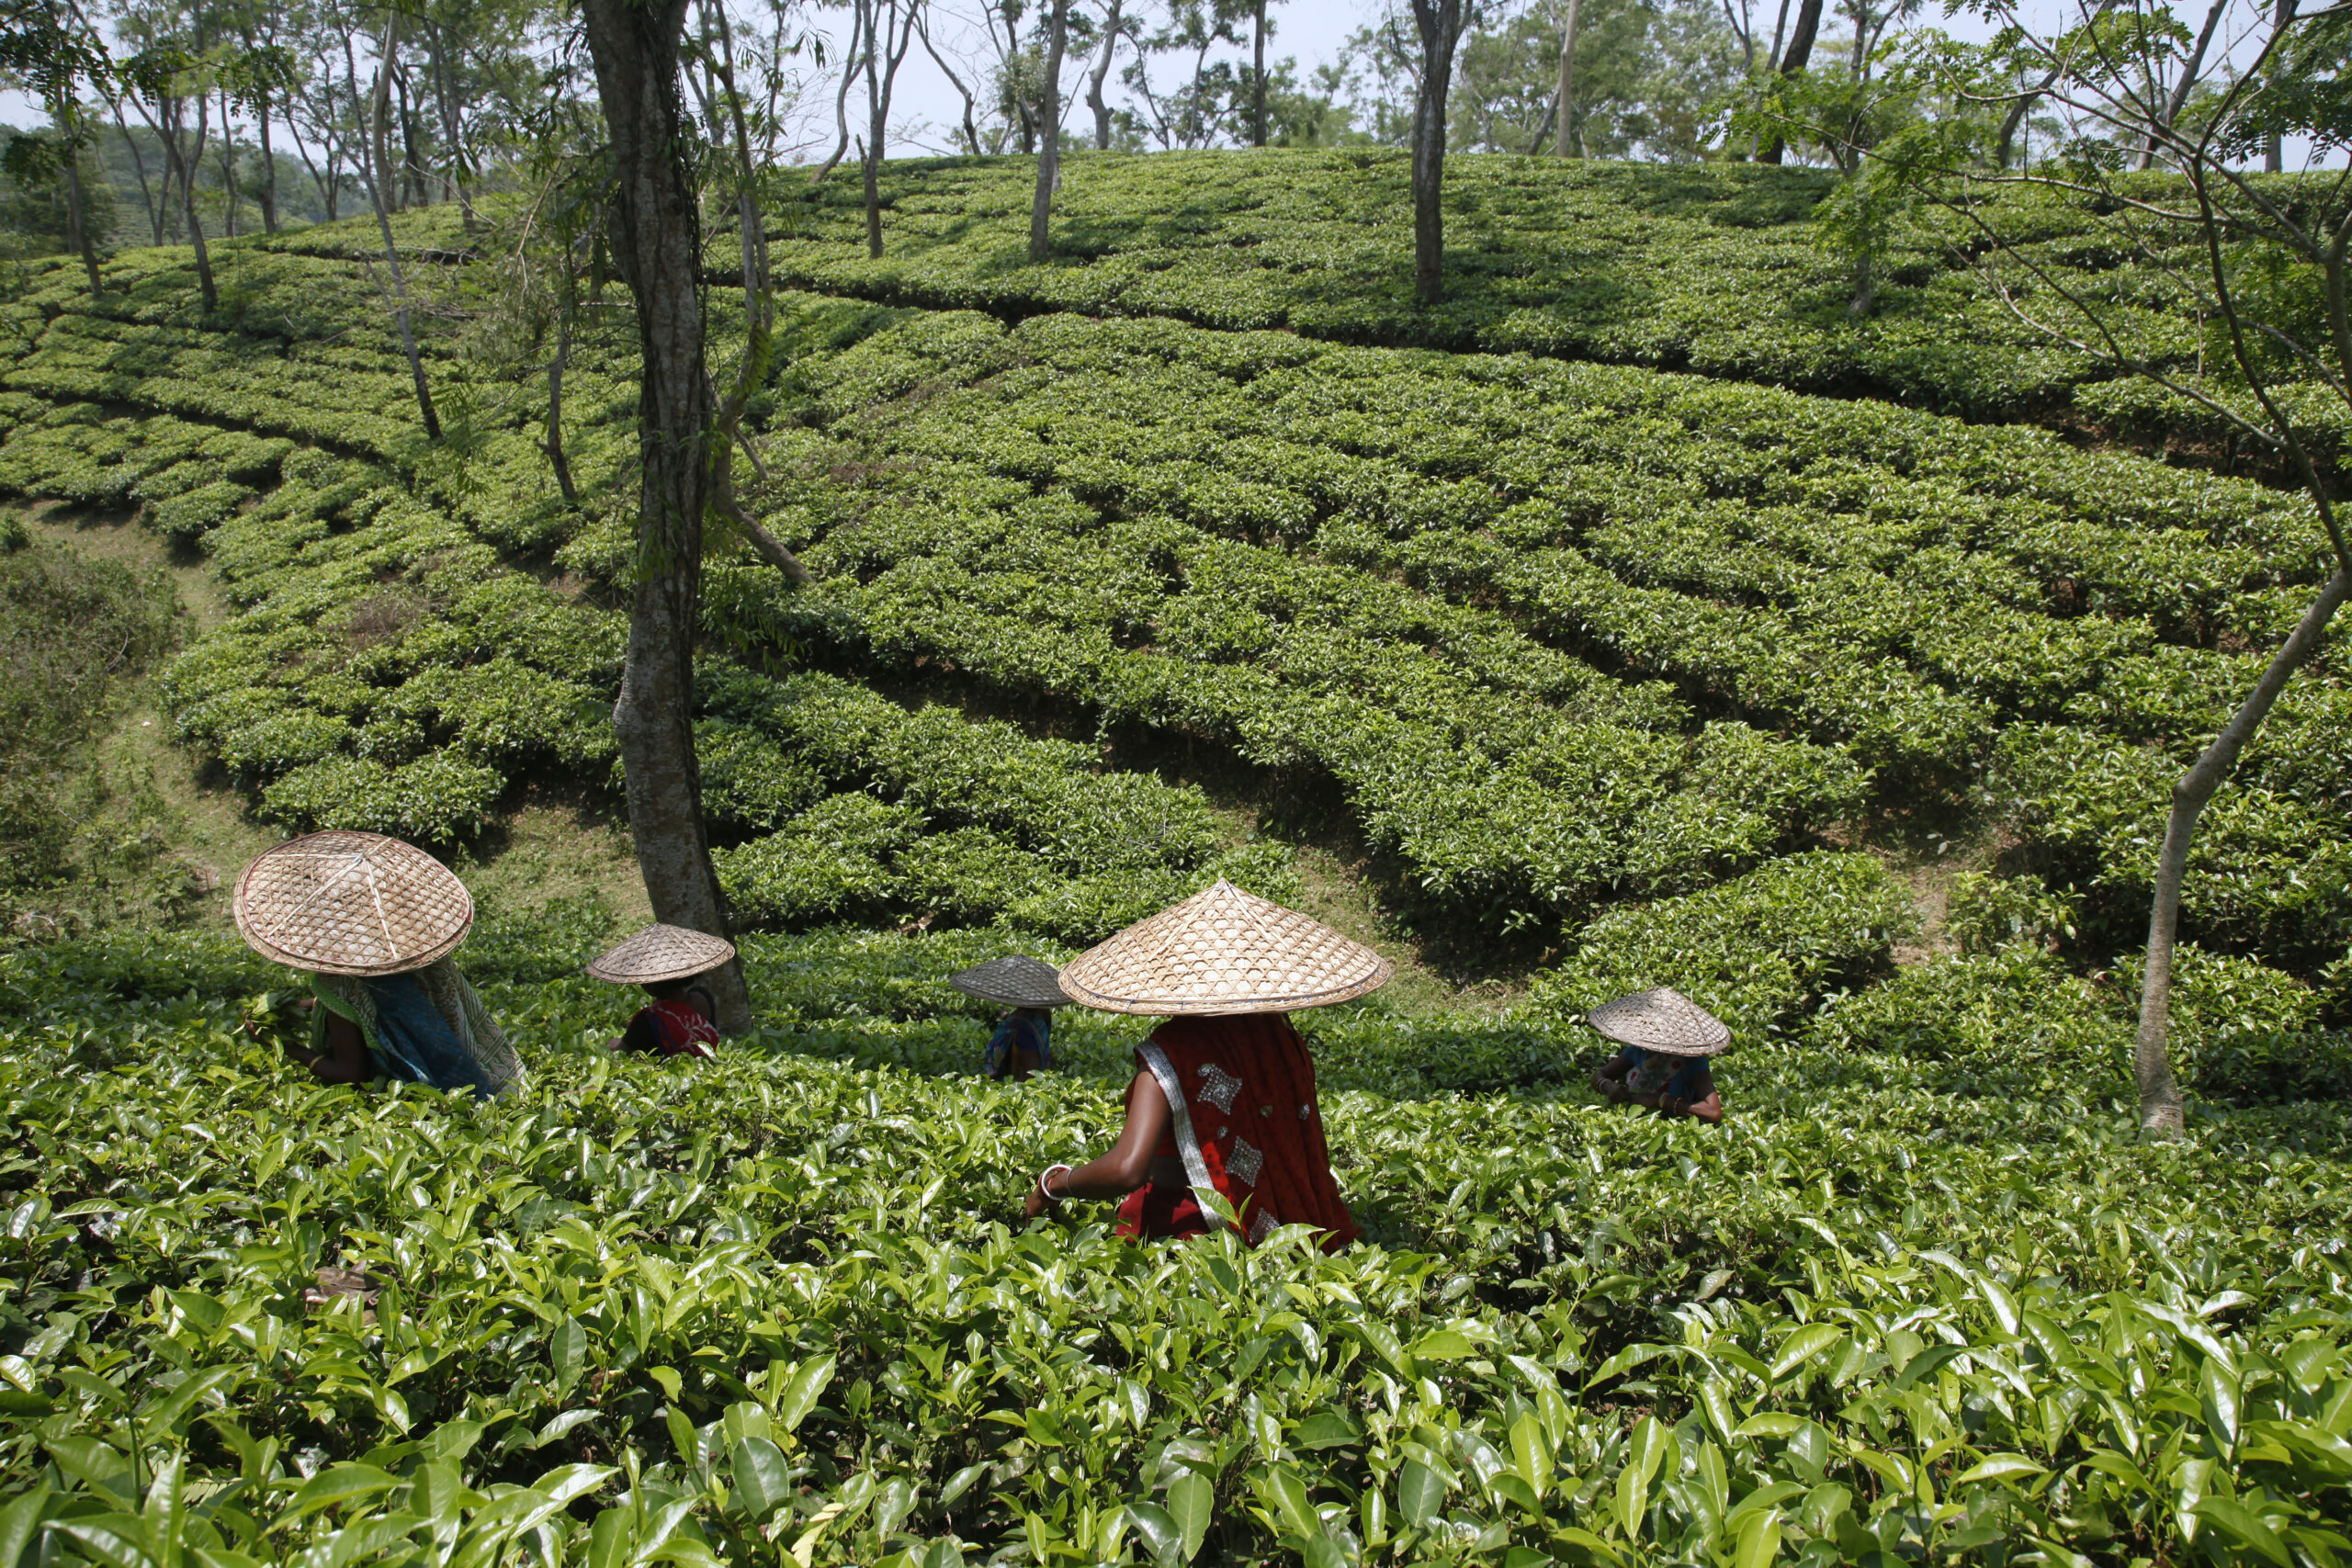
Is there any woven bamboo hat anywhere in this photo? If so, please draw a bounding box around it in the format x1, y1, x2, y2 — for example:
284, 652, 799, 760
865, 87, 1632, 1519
948, 955, 1072, 1010
586, 923, 737, 986
232, 830, 473, 977
1587, 987, 1731, 1057
1059, 879, 1392, 1016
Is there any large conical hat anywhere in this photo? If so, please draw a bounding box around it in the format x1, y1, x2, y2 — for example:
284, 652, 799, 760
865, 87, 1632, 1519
1587, 987, 1731, 1057
948, 955, 1072, 1010
586, 924, 737, 986
232, 830, 473, 977
1058, 879, 1392, 1016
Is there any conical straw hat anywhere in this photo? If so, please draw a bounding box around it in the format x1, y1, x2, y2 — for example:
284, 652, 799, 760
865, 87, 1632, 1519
586, 923, 738, 985
1587, 987, 1731, 1057
948, 955, 1072, 1010
1058, 879, 1392, 1016
232, 830, 473, 977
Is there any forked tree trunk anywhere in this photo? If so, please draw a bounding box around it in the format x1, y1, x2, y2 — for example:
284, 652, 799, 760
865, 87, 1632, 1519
1408, 0, 1464, 304
1028, 0, 1071, 263
2134, 570, 2350, 1134
166, 99, 218, 313
1087, 0, 1124, 150
581, 0, 754, 1032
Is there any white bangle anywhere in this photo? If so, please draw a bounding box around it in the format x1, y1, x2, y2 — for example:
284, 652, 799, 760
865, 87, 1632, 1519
1036, 1164, 1073, 1207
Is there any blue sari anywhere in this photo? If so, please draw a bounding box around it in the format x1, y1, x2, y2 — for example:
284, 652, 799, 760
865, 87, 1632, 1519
312, 961, 521, 1099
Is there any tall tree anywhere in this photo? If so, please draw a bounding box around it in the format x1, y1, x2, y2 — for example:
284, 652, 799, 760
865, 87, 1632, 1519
580, 0, 754, 1032
1552, 0, 1580, 152
1407, 0, 1467, 303
858, 0, 921, 257
1027, 0, 1069, 261
3, 0, 114, 296
1249, 0, 1267, 144
1084, 0, 1125, 149
1755, 0, 1818, 162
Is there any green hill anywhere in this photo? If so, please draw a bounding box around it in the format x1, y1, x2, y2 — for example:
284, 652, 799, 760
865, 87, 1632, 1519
0, 153, 2347, 1565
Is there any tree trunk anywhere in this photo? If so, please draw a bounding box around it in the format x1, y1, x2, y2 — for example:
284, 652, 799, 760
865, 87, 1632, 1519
1553, 0, 1581, 155
64, 151, 102, 298
362, 12, 440, 441
1028, 0, 1070, 264
545, 304, 577, 503
2265, 0, 2296, 172
1251, 0, 1267, 146
920, 14, 983, 153
1087, 0, 1124, 150
1758, 0, 1821, 164
168, 97, 218, 313
2137, 0, 2224, 170
709, 0, 770, 327
581, 0, 754, 1034
256, 96, 280, 233
2135, 569, 2349, 1134
217, 88, 239, 238
809, 5, 866, 184
1408, 0, 1464, 304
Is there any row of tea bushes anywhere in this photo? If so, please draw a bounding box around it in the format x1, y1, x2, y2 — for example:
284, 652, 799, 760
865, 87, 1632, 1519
0, 928, 2346, 1566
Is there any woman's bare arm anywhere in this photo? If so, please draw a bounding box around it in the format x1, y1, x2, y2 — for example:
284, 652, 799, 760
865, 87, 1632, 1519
1025, 1069, 1170, 1216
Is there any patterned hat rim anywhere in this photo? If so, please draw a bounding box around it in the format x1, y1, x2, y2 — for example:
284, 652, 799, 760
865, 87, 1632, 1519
232, 829, 473, 977
947, 955, 1074, 1010
1057, 878, 1394, 1015
585, 923, 739, 986
1586, 986, 1733, 1057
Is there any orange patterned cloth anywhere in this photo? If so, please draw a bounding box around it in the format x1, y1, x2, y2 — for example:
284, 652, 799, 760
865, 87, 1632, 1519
1115, 1012, 1357, 1252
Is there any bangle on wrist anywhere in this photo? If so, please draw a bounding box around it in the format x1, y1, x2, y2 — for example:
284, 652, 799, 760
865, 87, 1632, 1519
1037, 1163, 1073, 1207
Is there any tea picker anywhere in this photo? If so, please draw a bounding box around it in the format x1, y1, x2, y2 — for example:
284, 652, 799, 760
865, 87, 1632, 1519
588, 924, 737, 1059
234, 830, 522, 1099
1589, 987, 1727, 1122
947, 955, 1071, 1081
1023, 880, 1388, 1252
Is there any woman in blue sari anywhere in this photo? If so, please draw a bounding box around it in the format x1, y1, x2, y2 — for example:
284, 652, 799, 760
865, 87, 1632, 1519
948, 955, 1070, 1083
1588, 986, 1727, 1123
235, 830, 522, 1099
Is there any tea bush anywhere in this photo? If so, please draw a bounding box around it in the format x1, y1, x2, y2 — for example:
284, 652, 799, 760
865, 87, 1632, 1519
0, 931, 2346, 1567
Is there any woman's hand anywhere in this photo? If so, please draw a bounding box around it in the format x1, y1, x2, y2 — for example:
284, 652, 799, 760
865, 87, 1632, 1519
1023, 1179, 1050, 1220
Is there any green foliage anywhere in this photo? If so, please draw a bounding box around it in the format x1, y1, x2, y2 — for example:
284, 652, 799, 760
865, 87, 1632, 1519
0, 930, 2349, 1567
0, 538, 175, 897
1947, 872, 2079, 957
1527, 852, 1919, 1043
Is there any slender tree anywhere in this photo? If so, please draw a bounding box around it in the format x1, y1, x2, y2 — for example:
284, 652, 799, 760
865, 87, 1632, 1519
1552, 0, 1581, 153
858, 0, 921, 257
1028, 0, 1069, 262
1756, 0, 1820, 162
580, 0, 755, 1032
1249, 0, 1265, 144
1407, 0, 1468, 303
1084, 0, 1124, 149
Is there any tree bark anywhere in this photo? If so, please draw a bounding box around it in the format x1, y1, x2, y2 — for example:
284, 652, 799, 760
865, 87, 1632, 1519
64, 151, 102, 298
1408, 0, 1464, 304
2265, 0, 2296, 173
1029, 0, 1071, 263
2136, 0, 2224, 171
1758, 0, 1821, 164
255, 94, 279, 233
1251, 0, 1267, 146
545, 304, 576, 503
581, 0, 754, 1033
360, 12, 440, 441
1553, 0, 1581, 155
2135, 570, 2349, 1135
216, 87, 239, 238
166, 96, 218, 313
1087, 0, 1124, 150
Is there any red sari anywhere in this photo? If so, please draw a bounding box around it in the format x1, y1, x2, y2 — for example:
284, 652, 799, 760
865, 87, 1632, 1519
1114, 1013, 1357, 1253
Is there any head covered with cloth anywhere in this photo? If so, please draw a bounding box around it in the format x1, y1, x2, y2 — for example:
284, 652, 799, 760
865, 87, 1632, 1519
589, 924, 736, 1060
234, 830, 522, 1099
1588, 986, 1728, 1122
1023, 880, 1390, 1251
948, 955, 1069, 1082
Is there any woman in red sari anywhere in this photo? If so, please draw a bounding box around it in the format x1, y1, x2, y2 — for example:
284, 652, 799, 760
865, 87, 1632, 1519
1020, 881, 1389, 1252
588, 924, 736, 1060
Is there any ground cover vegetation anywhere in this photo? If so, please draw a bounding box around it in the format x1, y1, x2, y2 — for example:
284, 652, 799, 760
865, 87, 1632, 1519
0, 132, 2347, 1562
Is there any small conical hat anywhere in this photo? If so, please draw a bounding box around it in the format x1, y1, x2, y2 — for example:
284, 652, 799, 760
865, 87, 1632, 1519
948, 955, 1072, 1010
232, 829, 472, 977
586, 924, 737, 985
1058, 879, 1392, 1016
1587, 987, 1731, 1056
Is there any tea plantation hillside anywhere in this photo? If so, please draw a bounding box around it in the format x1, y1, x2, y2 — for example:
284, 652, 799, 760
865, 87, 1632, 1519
0, 151, 2349, 1565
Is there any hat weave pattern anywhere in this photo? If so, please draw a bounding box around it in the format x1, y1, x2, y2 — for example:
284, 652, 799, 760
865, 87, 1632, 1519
586, 924, 738, 986
948, 955, 1072, 1010
1059, 879, 1392, 1016
1587, 987, 1732, 1057
232, 830, 472, 977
